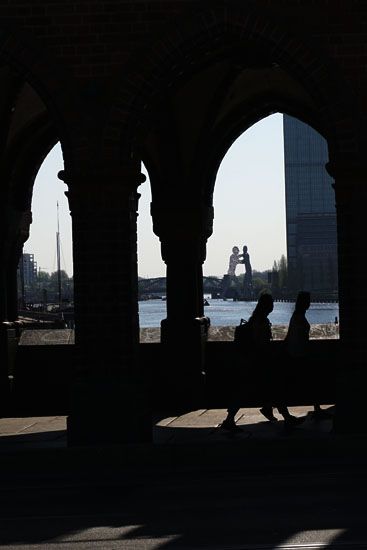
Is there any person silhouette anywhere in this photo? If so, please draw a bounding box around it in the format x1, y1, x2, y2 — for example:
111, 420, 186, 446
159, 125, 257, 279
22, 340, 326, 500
220, 292, 303, 432
284, 290, 332, 419
284, 291, 311, 359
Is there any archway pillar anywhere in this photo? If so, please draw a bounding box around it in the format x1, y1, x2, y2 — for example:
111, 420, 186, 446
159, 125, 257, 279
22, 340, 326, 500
62, 165, 151, 445
327, 160, 367, 434
151, 204, 213, 410
0, 207, 31, 414
0, 215, 10, 413
0, 207, 31, 322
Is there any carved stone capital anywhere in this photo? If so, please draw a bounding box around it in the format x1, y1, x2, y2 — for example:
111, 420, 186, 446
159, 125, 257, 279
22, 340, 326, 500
326, 160, 367, 210
151, 204, 214, 241
58, 166, 146, 190
18, 210, 33, 243
326, 161, 367, 182
160, 237, 207, 265
58, 166, 146, 214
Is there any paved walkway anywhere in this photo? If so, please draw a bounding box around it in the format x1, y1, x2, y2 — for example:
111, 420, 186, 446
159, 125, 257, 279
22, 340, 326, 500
3, 406, 367, 550
0, 405, 334, 452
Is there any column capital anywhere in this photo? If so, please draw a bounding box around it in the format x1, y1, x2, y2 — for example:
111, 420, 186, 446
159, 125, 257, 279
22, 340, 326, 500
58, 166, 146, 214
18, 210, 33, 243
58, 165, 146, 190
326, 160, 367, 182
326, 160, 367, 208
151, 204, 214, 241
161, 237, 207, 265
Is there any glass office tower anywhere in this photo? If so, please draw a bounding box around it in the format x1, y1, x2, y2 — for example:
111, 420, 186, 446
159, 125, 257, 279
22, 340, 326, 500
283, 115, 338, 299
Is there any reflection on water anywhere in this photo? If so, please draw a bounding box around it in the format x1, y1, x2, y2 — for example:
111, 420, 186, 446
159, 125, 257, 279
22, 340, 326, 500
138, 299, 339, 328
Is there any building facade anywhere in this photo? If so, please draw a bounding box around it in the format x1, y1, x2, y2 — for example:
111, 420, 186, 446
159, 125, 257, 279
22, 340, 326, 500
283, 115, 338, 299
17, 253, 38, 307
18, 253, 37, 288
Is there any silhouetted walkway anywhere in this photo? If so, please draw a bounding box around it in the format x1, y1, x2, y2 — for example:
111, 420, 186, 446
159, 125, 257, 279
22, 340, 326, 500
2, 406, 367, 550
0, 405, 335, 452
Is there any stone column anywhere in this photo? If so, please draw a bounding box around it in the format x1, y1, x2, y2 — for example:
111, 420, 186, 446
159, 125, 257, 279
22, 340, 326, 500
0, 220, 10, 414
0, 208, 32, 323
61, 166, 151, 445
0, 209, 31, 414
151, 204, 213, 410
327, 161, 367, 434
0, 245, 7, 324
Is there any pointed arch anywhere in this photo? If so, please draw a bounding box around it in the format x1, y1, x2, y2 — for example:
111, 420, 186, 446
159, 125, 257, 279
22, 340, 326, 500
106, 4, 360, 166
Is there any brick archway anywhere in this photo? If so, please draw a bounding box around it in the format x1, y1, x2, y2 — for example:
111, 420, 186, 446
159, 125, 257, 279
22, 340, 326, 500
4, 114, 58, 210
197, 95, 337, 202
106, 3, 359, 166
0, 25, 87, 175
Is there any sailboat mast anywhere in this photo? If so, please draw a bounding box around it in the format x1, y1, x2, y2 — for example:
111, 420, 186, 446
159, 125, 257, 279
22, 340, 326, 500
56, 201, 62, 305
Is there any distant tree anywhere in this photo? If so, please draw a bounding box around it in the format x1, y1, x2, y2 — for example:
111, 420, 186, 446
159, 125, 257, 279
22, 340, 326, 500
271, 260, 280, 295
252, 276, 270, 296
278, 254, 288, 289
38, 270, 50, 282
50, 270, 69, 283
19, 269, 73, 304
271, 255, 288, 297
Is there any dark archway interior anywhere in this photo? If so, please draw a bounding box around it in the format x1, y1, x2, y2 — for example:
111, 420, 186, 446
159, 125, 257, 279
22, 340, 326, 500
1, 3, 367, 548
0, 2, 365, 447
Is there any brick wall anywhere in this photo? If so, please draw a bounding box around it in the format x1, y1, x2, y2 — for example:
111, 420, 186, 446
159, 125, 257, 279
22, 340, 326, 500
0, 1, 365, 86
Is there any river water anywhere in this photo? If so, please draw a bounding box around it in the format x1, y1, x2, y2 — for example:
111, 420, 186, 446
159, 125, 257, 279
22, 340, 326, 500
138, 299, 339, 328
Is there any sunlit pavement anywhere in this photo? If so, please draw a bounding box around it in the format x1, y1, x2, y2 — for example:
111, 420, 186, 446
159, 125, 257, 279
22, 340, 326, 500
153, 405, 334, 444
0, 405, 364, 476
0, 406, 334, 452
1, 407, 367, 549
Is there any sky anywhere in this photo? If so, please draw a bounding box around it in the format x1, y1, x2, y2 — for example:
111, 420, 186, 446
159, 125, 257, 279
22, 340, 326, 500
25, 144, 71, 276
25, 113, 286, 279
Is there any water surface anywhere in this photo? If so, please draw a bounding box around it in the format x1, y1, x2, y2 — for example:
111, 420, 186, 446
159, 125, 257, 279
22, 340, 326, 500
138, 299, 339, 328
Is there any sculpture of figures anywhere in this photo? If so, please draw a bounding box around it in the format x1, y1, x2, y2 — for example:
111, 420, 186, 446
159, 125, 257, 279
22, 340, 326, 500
222, 244, 254, 300
222, 246, 241, 299
240, 245, 253, 300
227, 246, 241, 276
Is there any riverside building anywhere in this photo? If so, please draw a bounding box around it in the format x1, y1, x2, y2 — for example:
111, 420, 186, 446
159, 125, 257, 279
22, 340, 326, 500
283, 115, 338, 300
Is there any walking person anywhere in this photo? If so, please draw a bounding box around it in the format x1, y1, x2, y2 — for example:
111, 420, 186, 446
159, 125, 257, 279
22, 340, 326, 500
284, 291, 332, 419
220, 292, 303, 432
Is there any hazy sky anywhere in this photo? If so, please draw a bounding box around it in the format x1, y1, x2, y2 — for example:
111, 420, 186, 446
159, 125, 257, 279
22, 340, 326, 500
25, 113, 286, 278
25, 144, 71, 275
138, 112, 286, 277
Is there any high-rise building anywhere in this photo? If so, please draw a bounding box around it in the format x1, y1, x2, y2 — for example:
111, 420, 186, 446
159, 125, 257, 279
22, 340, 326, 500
18, 253, 38, 287
283, 115, 338, 299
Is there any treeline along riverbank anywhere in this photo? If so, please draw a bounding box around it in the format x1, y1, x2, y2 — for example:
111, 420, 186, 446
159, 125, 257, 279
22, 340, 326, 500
138, 276, 338, 302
